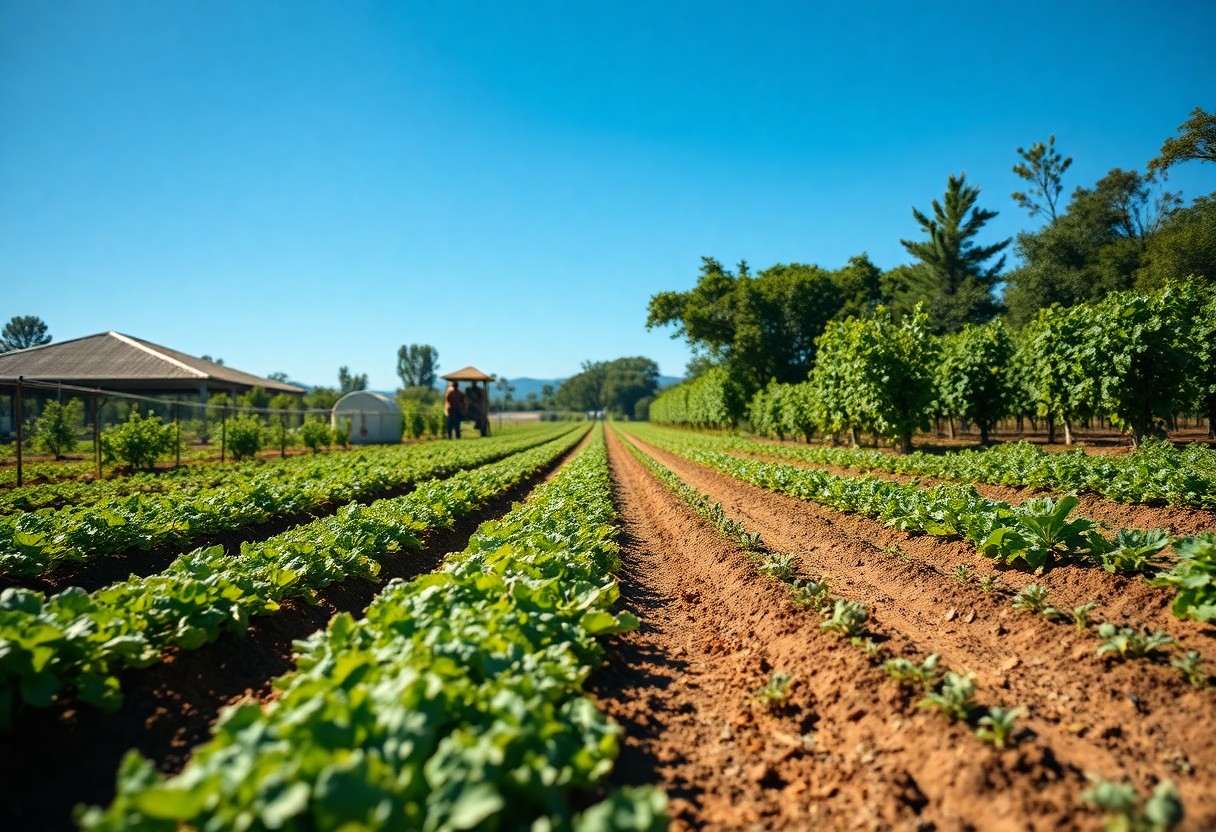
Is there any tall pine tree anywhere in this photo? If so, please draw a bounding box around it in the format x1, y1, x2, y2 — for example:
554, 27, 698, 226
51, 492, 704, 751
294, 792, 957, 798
897, 173, 1010, 334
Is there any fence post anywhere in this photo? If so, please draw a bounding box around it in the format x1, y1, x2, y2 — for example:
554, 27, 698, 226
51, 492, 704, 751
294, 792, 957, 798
15, 377, 23, 488
93, 393, 102, 479
221, 405, 228, 463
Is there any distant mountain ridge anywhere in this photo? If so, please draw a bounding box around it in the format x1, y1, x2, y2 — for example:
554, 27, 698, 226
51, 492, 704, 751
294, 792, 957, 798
499, 375, 683, 401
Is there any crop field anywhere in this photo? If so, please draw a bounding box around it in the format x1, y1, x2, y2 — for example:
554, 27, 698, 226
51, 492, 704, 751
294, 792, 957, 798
1, 420, 1214, 831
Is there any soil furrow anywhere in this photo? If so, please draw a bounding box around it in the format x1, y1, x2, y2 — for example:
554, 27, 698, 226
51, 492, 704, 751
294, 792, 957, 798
627, 433, 1216, 829
0, 437, 587, 832
592, 427, 1084, 831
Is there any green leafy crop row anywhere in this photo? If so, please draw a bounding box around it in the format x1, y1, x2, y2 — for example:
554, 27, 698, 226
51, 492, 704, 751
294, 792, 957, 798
77, 426, 667, 832
0, 424, 578, 577
0, 428, 587, 727
623, 425, 1216, 623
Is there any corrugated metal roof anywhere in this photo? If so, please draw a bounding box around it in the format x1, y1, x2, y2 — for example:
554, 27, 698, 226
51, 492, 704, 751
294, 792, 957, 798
0, 331, 304, 394
441, 366, 495, 382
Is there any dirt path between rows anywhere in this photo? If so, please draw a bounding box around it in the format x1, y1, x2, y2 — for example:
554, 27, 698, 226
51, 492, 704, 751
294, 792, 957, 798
0, 433, 590, 832
732, 448, 1216, 538
591, 428, 1094, 831
620, 432, 1216, 830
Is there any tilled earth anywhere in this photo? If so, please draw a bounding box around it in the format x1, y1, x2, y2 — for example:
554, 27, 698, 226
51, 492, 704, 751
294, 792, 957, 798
591, 427, 1216, 831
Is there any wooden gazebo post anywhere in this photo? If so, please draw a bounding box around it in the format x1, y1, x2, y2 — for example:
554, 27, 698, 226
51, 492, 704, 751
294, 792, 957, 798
439, 366, 494, 437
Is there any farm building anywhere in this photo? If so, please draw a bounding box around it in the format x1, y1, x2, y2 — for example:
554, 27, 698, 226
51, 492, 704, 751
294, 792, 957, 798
0, 331, 303, 436
332, 391, 403, 445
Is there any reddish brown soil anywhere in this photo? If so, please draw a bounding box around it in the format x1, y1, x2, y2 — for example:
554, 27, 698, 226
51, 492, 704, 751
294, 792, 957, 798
0, 438, 586, 832
603, 429, 1216, 831
738, 449, 1216, 538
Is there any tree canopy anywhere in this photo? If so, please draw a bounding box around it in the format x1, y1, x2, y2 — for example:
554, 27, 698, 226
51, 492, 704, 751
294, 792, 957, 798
556, 357, 660, 417
0, 315, 51, 352
1149, 107, 1216, 175
338, 366, 368, 394
397, 344, 439, 389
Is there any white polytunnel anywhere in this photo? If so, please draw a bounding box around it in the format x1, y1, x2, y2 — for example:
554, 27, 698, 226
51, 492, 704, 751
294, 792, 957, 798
331, 391, 403, 445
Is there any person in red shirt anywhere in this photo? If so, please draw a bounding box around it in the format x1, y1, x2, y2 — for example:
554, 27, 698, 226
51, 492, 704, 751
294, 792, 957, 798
444, 381, 466, 439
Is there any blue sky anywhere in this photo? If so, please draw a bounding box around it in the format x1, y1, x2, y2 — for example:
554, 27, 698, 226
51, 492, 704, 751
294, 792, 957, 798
2, 1, 1214, 390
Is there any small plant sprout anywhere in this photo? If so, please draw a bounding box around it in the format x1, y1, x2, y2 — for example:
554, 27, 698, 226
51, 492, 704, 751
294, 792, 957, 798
1082, 776, 1184, 832
759, 551, 798, 582
821, 599, 869, 638
1096, 623, 1178, 661
950, 565, 974, 585
856, 637, 881, 659
752, 671, 795, 711
975, 705, 1024, 748
739, 531, 764, 552
790, 578, 831, 612
1170, 651, 1209, 688
918, 672, 978, 722
1011, 584, 1052, 615
976, 574, 1001, 594
1068, 602, 1098, 631
882, 653, 941, 692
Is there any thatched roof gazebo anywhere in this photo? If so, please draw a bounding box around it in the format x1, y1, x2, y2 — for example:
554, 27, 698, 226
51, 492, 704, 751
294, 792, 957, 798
440, 366, 493, 436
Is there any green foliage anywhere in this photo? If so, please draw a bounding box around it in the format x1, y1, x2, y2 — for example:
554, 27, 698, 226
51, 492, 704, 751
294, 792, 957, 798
101, 410, 176, 470
224, 414, 263, 461
820, 599, 868, 638
557, 357, 660, 417
974, 705, 1024, 749
936, 320, 1016, 444
1082, 776, 1183, 832
396, 343, 439, 389
303, 386, 340, 410
1096, 623, 1177, 660
299, 416, 331, 454
917, 671, 977, 722
980, 495, 1096, 572
881, 653, 941, 692
752, 671, 795, 711
1011, 584, 1052, 614
1135, 196, 1216, 290
1068, 603, 1097, 631
1149, 106, 1216, 174
1170, 651, 1209, 688
897, 173, 1010, 334
1153, 533, 1216, 622
758, 551, 798, 582
1093, 529, 1172, 575
0, 315, 51, 352
808, 305, 938, 452
789, 578, 832, 612
34, 399, 83, 459
337, 366, 368, 394
649, 366, 746, 428
236, 386, 270, 410
1012, 134, 1072, 223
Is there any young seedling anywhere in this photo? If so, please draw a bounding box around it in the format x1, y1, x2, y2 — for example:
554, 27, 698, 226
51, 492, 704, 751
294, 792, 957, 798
976, 574, 1001, 594
1011, 584, 1052, 615
1082, 776, 1184, 832
1096, 623, 1178, 661
1068, 602, 1098, 632
1170, 651, 1210, 688
882, 653, 941, 692
852, 636, 881, 659
1093, 528, 1172, 576
918, 672, 978, 722
821, 599, 868, 639
752, 671, 795, 711
975, 705, 1024, 748
759, 551, 798, 582
790, 578, 832, 613
950, 565, 974, 585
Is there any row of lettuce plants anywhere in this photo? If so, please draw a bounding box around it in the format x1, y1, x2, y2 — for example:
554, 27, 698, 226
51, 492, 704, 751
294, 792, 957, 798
0, 428, 588, 728
658, 426, 1216, 509
622, 424, 1216, 623
1, 424, 576, 577
77, 425, 667, 832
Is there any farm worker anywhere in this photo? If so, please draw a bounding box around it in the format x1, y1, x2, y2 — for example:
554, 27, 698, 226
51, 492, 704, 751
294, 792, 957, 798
444, 381, 465, 439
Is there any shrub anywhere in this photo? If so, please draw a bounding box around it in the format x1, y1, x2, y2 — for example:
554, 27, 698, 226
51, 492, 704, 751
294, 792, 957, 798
102, 410, 176, 470
225, 414, 264, 461
300, 416, 331, 454
34, 399, 84, 459
332, 419, 350, 449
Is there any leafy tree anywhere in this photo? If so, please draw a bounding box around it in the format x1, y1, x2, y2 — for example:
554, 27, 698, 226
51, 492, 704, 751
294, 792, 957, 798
102, 410, 176, 470
557, 357, 660, 418
1015, 303, 1102, 444
266, 371, 290, 382
303, 386, 340, 410
267, 393, 298, 457
34, 399, 83, 459
237, 386, 271, 411
200, 355, 225, 366
1012, 135, 1072, 224
810, 306, 937, 452
647, 257, 871, 392
396, 344, 439, 389
649, 367, 745, 428
0, 315, 51, 352
936, 321, 1016, 445
1149, 106, 1216, 175
225, 414, 264, 461
556, 362, 605, 413
1135, 194, 1216, 290
1182, 282, 1216, 437
493, 377, 515, 408
898, 173, 1010, 333
338, 366, 368, 394
1003, 169, 1182, 327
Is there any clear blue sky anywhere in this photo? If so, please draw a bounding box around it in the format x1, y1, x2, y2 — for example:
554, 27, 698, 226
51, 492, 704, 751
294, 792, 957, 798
2, 1, 1214, 390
